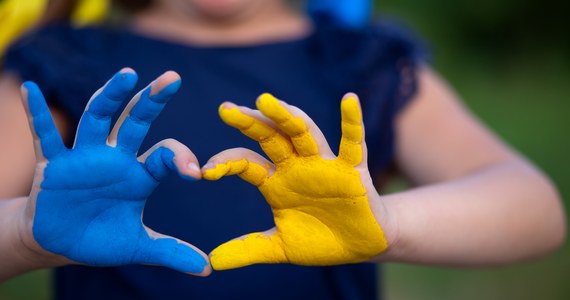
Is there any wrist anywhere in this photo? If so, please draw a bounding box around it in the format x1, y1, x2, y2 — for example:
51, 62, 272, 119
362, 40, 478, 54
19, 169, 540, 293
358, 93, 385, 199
13, 197, 68, 269
368, 192, 403, 262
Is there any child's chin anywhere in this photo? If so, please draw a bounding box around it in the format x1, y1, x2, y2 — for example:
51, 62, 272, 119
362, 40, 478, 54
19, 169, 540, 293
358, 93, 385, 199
190, 0, 253, 19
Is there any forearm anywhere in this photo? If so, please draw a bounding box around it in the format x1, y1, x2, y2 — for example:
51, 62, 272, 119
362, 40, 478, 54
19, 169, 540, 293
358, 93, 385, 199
0, 197, 62, 282
376, 160, 566, 266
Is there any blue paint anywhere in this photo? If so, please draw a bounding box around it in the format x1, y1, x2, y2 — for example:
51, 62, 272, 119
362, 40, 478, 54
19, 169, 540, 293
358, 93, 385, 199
26, 72, 206, 274
117, 79, 181, 153
308, 0, 372, 28
75, 71, 138, 146
23, 81, 66, 158
144, 146, 197, 182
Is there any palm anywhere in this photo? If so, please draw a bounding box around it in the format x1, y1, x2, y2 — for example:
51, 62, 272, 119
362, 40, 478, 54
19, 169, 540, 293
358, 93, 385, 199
23, 70, 209, 274
263, 157, 383, 265
206, 93, 387, 270
33, 147, 157, 265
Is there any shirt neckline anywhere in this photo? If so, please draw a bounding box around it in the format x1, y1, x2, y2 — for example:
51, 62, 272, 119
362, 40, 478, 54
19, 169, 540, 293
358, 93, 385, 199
112, 19, 318, 52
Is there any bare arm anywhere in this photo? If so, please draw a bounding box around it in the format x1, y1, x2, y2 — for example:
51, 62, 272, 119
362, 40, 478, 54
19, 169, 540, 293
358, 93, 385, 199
0, 197, 64, 282
0, 74, 70, 281
376, 67, 566, 266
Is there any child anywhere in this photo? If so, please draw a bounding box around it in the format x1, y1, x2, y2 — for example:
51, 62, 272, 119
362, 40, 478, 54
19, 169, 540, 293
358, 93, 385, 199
0, 0, 565, 299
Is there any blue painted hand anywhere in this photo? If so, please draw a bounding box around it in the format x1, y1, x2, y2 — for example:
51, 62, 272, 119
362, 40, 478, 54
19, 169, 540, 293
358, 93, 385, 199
21, 68, 210, 275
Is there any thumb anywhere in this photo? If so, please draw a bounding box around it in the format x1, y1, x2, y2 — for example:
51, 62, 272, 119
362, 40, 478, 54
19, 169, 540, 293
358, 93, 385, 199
136, 229, 211, 276
210, 228, 287, 270
138, 138, 201, 182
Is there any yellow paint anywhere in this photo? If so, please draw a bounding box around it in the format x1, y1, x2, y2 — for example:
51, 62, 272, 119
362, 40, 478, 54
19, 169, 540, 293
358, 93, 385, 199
71, 0, 109, 27
0, 0, 46, 53
257, 93, 319, 157
0, 0, 109, 54
204, 158, 268, 186
218, 104, 293, 163
338, 96, 364, 165
208, 94, 387, 270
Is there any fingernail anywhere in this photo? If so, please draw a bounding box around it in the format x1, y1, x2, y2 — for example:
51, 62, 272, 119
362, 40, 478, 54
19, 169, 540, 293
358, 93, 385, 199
218, 102, 235, 113
149, 79, 181, 101
119, 67, 135, 75
188, 163, 200, 173
202, 162, 214, 170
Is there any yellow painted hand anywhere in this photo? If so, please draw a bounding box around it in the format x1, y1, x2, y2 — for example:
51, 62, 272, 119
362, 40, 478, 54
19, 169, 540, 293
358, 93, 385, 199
203, 93, 388, 270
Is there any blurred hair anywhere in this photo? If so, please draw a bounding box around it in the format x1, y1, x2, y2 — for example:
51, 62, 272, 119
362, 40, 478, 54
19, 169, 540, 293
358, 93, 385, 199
112, 0, 153, 14
42, 0, 78, 24
40, 0, 149, 24
42, 0, 306, 25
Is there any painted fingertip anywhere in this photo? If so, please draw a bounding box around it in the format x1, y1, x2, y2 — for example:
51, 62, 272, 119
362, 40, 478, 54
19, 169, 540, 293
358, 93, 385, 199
107, 70, 138, 97
161, 147, 176, 168
150, 70, 181, 96
218, 103, 227, 114
162, 148, 196, 181
200, 264, 213, 276
118, 67, 136, 75
188, 253, 208, 274
256, 93, 278, 105
179, 247, 209, 274
149, 79, 182, 103
218, 102, 237, 114
218, 105, 251, 128
115, 69, 138, 83
218, 103, 233, 115
192, 263, 213, 277
256, 93, 294, 124
342, 92, 360, 103
202, 163, 228, 180
21, 82, 46, 114
21, 81, 39, 93
341, 95, 363, 125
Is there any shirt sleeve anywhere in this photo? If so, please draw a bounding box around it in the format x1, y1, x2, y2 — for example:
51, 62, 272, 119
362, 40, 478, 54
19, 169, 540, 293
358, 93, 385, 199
358, 19, 428, 174
308, 13, 427, 174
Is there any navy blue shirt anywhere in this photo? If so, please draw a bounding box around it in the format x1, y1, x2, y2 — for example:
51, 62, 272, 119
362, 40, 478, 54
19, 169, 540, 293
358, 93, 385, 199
4, 14, 424, 300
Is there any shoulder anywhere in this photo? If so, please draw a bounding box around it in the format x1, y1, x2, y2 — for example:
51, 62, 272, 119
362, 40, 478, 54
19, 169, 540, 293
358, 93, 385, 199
308, 14, 427, 102
309, 14, 427, 72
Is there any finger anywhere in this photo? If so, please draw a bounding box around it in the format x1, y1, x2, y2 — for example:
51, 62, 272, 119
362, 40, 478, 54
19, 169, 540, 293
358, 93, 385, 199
337, 93, 366, 166
108, 71, 181, 153
273, 98, 336, 159
74, 68, 138, 146
202, 148, 273, 186
20, 82, 66, 160
219, 102, 294, 164
137, 228, 211, 276
138, 138, 201, 181
210, 228, 287, 270
255, 93, 320, 157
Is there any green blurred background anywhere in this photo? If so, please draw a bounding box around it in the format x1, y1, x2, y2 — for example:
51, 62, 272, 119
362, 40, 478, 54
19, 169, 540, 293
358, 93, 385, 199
379, 0, 570, 299
1, 0, 569, 299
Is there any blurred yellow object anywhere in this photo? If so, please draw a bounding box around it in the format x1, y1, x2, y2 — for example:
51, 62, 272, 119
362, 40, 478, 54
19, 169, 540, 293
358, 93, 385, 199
0, 0, 47, 54
0, 0, 109, 55
71, 0, 109, 27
